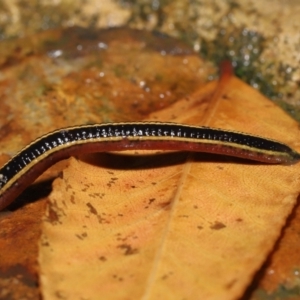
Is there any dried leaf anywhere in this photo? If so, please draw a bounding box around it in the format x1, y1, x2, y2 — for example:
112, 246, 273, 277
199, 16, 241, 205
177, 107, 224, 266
39, 74, 300, 299
0, 27, 212, 298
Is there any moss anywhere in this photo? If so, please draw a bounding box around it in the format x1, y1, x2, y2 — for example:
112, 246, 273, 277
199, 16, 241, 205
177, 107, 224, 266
125, 0, 300, 120
253, 285, 300, 300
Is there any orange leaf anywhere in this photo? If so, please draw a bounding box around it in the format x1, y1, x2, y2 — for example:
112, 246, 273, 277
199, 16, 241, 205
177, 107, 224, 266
39, 72, 300, 299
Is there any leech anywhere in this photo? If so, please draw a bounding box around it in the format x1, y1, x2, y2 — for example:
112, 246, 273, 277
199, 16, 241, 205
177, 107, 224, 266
0, 122, 299, 210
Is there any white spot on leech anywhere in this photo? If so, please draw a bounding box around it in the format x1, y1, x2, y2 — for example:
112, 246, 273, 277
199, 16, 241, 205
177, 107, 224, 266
101, 129, 107, 137
132, 128, 138, 136
1, 174, 7, 180
45, 142, 51, 149
0, 174, 7, 183
0, 174, 8, 185
107, 129, 113, 137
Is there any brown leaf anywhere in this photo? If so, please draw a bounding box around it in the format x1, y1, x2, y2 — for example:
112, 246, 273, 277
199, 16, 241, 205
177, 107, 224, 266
39, 71, 300, 299
0, 27, 212, 298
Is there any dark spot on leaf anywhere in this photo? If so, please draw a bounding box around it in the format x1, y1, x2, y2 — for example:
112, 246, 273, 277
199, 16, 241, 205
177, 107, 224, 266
70, 195, 75, 204
148, 198, 156, 205
112, 274, 123, 281
178, 214, 189, 218
161, 271, 173, 280
65, 184, 72, 191
75, 232, 87, 240
117, 244, 138, 255
158, 201, 171, 209
210, 221, 226, 230
226, 278, 237, 289
46, 202, 63, 224
86, 202, 98, 215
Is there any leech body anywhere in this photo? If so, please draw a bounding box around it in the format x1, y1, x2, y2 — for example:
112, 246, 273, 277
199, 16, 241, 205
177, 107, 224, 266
0, 122, 299, 210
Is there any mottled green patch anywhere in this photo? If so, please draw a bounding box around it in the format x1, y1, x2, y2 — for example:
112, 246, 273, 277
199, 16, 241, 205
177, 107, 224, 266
125, 0, 300, 120
252, 285, 300, 300
0, 0, 99, 39
201, 28, 277, 96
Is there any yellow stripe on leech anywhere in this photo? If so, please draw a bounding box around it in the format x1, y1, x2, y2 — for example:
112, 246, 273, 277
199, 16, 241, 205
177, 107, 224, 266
126, 135, 291, 159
